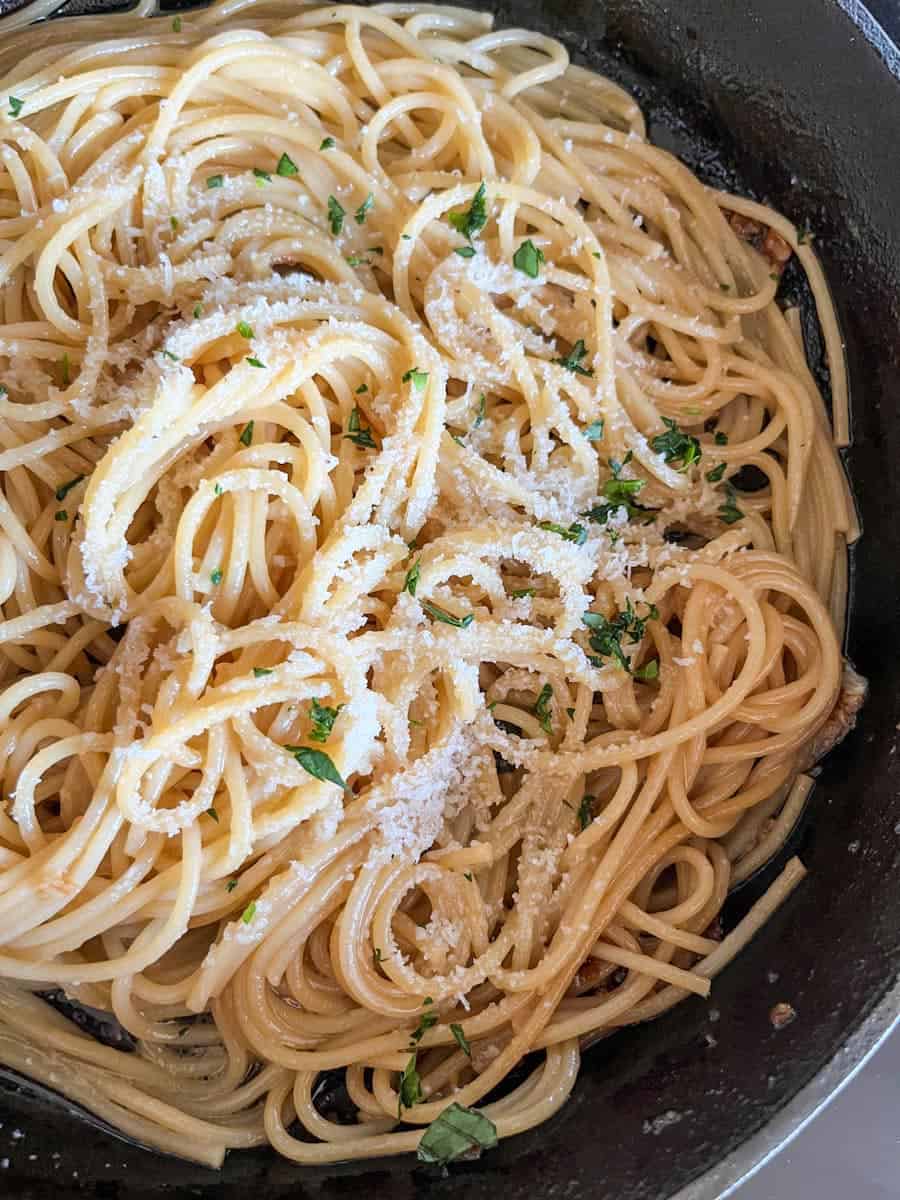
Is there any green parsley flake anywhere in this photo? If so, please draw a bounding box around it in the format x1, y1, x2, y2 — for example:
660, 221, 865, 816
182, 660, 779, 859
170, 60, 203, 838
8, 96, 24, 119
253, 167, 271, 184
421, 600, 474, 628
583, 419, 604, 442
285, 745, 350, 791
553, 338, 594, 377
448, 182, 487, 242
253, 667, 273, 677
239, 421, 254, 446
706, 462, 726, 483
344, 406, 376, 449
402, 367, 428, 390
309, 697, 343, 743
161, 349, 179, 362
207, 806, 219, 823
246, 357, 266, 368
225, 878, 238, 893
55, 475, 84, 502
354, 193, 374, 224
355, 383, 368, 394
538, 520, 587, 546
719, 481, 744, 524
236, 320, 254, 339
54, 509, 67, 522
276, 152, 298, 177
650, 417, 702, 471
582, 458, 657, 526
577, 794, 594, 830
715, 431, 729, 445
193, 303, 203, 318
634, 658, 660, 681
417, 1103, 497, 1165
169, 215, 179, 232
319, 136, 335, 150
473, 393, 486, 428
172, 15, 182, 31
241, 901, 256, 923
582, 598, 658, 675
454, 245, 476, 258
534, 683, 553, 734
510, 587, 535, 599
206, 174, 224, 189
327, 195, 345, 235
398, 1053, 423, 1115
513, 238, 545, 278
450, 1023, 471, 1056
210, 568, 223, 585
403, 558, 421, 596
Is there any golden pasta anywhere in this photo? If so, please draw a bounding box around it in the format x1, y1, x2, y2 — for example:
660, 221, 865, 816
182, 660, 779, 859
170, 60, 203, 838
0, 0, 854, 1169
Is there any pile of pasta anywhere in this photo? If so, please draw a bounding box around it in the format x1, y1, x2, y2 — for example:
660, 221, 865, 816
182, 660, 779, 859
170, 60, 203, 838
0, 0, 854, 1168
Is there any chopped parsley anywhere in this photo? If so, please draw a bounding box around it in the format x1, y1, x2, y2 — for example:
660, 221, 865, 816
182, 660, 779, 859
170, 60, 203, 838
650, 417, 702, 471
553, 338, 594, 377
225, 878, 238, 893
309, 697, 343, 743
718, 481, 744, 524
54, 509, 67, 522
8, 96, 24, 119
715, 431, 729, 446
236, 320, 254, 339
276, 152, 298, 177
239, 420, 254, 446
403, 558, 421, 596
454, 245, 476, 258
327, 195, 345, 235
172, 15, 182, 31
510, 586, 535, 599
344, 406, 376, 448
584, 419, 604, 442
421, 600, 474, 629
252, 167, 271, 184
354, 193, 374, 224
634, 658, 659, 681
355, 383, 368, 394
706, 462, 727, 483
450, 1023, 471, 1056
241, 900, 256, 924
447, 181, 487, 242
206, 174, 224, 189
402, 367, 428, 390
161, 349, 179, 362
55, 475, 84, 502
582, 457, 657, 526
582, 598, 658, 674
253, 667, 273, 677
285, 745, 350, 791
410, 1008, 438, 1046
193, 302, 203, 318
207, 806, 219, 823
473, 393, 486, 428
538, 520, 587, 546
246, 356, 266, 368
417, 1103, 497, 1165
513, 238, 545, 278
577, 794, 594, 830
169, 215, 179, 232
214, 483, 223, 496
320, 136, 335, 150
210, 567, 223, 585
534, 683, 553, 734
398, 1053, 423, 1115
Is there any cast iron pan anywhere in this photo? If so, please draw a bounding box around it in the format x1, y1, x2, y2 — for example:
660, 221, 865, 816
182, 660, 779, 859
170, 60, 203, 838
0, 1, 898, 1196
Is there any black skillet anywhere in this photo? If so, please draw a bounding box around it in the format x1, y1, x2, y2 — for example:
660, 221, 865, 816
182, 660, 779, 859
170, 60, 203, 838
0, 1, 899, 1196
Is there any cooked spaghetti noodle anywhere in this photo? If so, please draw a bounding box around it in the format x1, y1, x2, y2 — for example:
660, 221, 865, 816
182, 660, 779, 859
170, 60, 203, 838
0, 0, 857, 1168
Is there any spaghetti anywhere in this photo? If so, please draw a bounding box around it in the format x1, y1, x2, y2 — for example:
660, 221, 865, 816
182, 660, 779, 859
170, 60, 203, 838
0, 0, 856, 1169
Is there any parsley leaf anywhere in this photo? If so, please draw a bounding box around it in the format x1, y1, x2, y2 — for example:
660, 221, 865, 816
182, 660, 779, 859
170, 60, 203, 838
534, 683, 553, 735
276, 152, 298, 177
320, 136, 335, 150
417, 1103, 498, 1165
584, 419, 604, 441
355, 193, 374, 224
285, 745, 350, 791
473, 393, 486, 428
8, 96, 24, 119
172, 15, 182, 31
450, 1023, 471, 1056
206, 174, 224, 189
327, 195, 345, 235
309, 697, 343, 743
54, 509, 67, 522
510, 587, 535, 599
538, 520, 587, 546
225, 878, 238, 893
239, 420, 254, 446
344, 406, 376, 448
210, 568, 223, 585
246, 356, 266, 368
236, 320, 254, 339
583, 598, 658, 674
55, 475, 85, 502
207, 806, 219, 823
634, 658, 659, 681
402, 367, 428, 390
399, 1053, 423, 1115
715, 431, 729, 445
252, 167, 271, 184
447, 182, 487, 242
582, 458, 658, 526
718, 481, 744, 524
577, 794, 594, 830
454, 245, 476, 258
409, 1008, 438, 1046
241, 901, 256, 923
253, 667, 273, 677
650, 417, 702, 470
193, 302, 203, 318
513, 238, 545, 278
553, 338, 594, 377
422, 601, 474, 628
403, 558, 421, 596
705, 462, 726, 483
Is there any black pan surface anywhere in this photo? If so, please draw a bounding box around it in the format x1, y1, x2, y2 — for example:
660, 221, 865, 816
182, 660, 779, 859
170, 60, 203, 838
1, 1, 899, 1197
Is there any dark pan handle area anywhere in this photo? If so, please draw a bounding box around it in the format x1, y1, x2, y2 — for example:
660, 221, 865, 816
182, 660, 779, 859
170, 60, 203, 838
0, 2, 899, 1198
